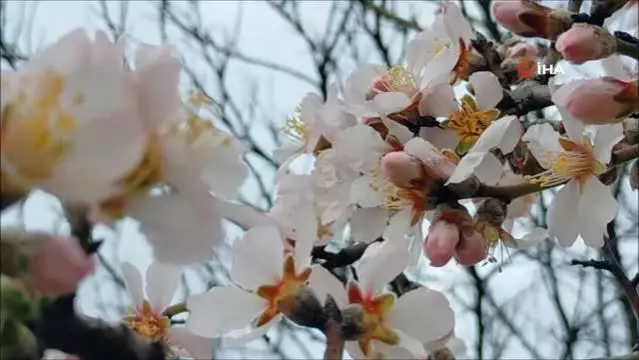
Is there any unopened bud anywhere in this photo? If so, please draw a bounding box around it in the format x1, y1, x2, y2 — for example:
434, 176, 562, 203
425, 220, 460, 268
29, 235, 95, 296
380, 151, 425, 189
454, 230, 488, 266
491, 0, 571, 40
556, 24, 616, 65
552, 78, 639, 125
630, 161, 638, 190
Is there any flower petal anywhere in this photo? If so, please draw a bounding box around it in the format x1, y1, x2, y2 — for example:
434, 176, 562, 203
351, 207, 388, 244
231, 225, 284, 290
419, 127, 459, 151
145, 261, 182, 312
221, 315, 281, 347
469, 72, 503, 110
386, 287, 455, 343
446, 152, 503, 185
166, 327, 215, 360
373, 93, 412, 115
128, 194, 223, 265
557, 106, 585, 142
357, 238, 410, 294
404, 138, 456, 179
577, 177, 617, 247
134, 45, 181, 128
470, 115, 521, 154
344, 64, 386, 105
593, 123, 624, 164
382, 118, 414, 145
333, 125, 386, 173
350, 174, 386, 208
382, 208, 414, 241
213, 198, 278, 231
186, 287, 265, 338
522, 123, 563, 169
308, 265, 348, 308
419, 83, 457, 117
547, 181, 580, 247
121, 262, 144, 307
290, 198, 317, 269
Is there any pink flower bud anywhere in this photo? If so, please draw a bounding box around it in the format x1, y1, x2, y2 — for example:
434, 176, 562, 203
380, 151, 425, 189
454, 231, 487, 266
424, 220, 460, 267
30, 236, 95, 295
492, 1, 546, 37
492, 0, 568, 40
556, 24, 616, 65
553, 78, 639, 124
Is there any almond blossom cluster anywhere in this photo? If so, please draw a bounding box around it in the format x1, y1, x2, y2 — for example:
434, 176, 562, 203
1, 1, 638, 359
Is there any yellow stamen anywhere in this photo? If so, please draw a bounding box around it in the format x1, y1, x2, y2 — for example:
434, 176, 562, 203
282, 106, 308, 143
0, 72, 78, 188
114, 136, 164, 194
123, 301, 170, 342
443, 95, 500, 154
525, 138, 605, 187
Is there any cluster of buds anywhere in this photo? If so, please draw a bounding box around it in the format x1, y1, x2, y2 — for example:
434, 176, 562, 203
423, 203, 488, 267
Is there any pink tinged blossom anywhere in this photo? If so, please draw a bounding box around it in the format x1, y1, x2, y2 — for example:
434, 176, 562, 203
454, 231, 488, 266
424, 220, 460, 267
380, 152, 424, 189
30, 236, 95, 296
552, 78, 639, 125
0, 29, 148, 204
555, 24, 616, 65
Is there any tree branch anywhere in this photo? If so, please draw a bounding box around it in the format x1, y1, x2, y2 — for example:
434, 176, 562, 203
458, 144, 639, 201
35, 295, 166, 360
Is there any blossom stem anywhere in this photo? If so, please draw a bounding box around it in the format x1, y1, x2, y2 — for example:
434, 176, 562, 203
615, 35, 639, 61
162, 302, 188, 318
467, 144, 639, 201
322, 295, 346, 360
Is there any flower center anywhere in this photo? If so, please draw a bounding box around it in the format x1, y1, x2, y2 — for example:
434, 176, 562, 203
255, 255, 312, 327
347, 282, 399, 355
123, 301, 170, 342
525, 138, 605, 187
443, 95, 500, 153
282, 106, 309, 143
0, 72, 78, 189
367, 66, 417, 100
